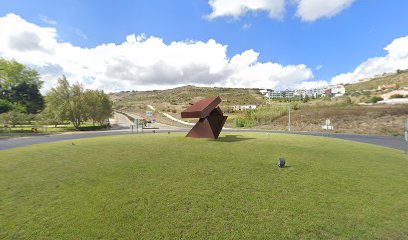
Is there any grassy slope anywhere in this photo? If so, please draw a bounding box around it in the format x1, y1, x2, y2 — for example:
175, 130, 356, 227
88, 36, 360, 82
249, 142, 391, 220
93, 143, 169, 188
110, 80, 408, 136
111, 85, 264, 110
345, 70, 408, 92
111, 85, 265, 128
1, 133, 408, 239
267, 104, 408, 135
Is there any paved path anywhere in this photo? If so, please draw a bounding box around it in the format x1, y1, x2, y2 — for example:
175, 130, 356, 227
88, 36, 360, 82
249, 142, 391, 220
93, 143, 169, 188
0, 112, 406, 152
122, 111, 180, 130
0, 127, 406, 152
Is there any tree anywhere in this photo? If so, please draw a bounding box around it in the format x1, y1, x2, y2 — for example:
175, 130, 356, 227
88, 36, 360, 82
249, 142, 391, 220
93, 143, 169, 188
8, 81, 44, 113
0, 99, 14, 113
46, 76, 113, 130
46, 76, 86, 130
0, 111, 27, 127
83, 90, 99, 126
69, 83, 86, 129
83, 90, 113, 126
45, 76, 70, 125
0, 99, 26, 114
0, 58, 44, 113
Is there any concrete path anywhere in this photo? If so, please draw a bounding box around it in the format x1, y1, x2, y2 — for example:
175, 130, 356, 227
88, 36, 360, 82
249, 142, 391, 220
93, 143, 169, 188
0, 112, 406, 152
122, 111, 180, 130
0, 127, 406, 152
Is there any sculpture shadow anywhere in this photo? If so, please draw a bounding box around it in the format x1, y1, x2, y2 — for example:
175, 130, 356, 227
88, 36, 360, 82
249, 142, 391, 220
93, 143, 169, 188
215, 135, 255, 142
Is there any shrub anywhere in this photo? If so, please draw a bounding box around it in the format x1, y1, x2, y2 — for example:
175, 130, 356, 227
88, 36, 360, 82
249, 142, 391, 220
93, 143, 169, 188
0, 111, 28, 127
0, 99, 26, 113
0, 99, 14, 113
390, 94, 405, 99
370, 96, 384, 103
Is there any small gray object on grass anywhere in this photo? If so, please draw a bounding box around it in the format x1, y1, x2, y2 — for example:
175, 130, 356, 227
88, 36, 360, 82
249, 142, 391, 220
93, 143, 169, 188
278, 157, 285, 168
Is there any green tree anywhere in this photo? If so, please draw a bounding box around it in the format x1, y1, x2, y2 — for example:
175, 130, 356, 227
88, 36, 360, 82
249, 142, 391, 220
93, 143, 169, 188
0, 111, 27, 127
83, 90, 113, 126
0, 99, 14, 113
0, 58, 44, 113
46, 76, 86, 130
46, 76, 113, 130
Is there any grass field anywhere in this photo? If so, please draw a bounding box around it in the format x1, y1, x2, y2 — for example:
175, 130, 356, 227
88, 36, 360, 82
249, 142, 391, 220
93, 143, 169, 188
1, 133, 408, 239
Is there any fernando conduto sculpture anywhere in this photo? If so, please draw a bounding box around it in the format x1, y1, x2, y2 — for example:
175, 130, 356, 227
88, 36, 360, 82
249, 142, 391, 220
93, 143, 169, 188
181, 96, 227, 139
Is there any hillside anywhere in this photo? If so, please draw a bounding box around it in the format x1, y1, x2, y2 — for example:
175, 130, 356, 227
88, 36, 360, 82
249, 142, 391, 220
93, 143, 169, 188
111, 85, 265, 115
345, 70, 408, 92
110, 79, 408, 136
111, 85, 264, 107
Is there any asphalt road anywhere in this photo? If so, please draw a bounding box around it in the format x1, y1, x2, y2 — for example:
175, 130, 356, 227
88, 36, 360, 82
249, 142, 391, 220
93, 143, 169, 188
0, 127, 406, 152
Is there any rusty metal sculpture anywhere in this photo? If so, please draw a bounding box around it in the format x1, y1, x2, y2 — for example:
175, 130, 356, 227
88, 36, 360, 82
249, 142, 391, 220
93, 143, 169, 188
181, 96, 227, 139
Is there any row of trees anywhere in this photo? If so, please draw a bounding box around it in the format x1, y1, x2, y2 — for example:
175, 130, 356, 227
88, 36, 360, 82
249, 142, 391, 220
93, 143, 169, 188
44, 76, 113, 129
0, 58, 113, 130
0, 58, 44, 114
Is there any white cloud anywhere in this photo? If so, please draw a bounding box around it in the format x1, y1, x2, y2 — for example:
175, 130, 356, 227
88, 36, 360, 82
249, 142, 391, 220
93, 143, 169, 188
331, 35, 408, 85
315, 64, 323, 70
74, 28, 88, 39
207, 0, 285, 20
242, 23, 252, 29
39, 14, 57, 25
295, 0, 355, 21
0, 13, 314, 92
207, 0, 356, 21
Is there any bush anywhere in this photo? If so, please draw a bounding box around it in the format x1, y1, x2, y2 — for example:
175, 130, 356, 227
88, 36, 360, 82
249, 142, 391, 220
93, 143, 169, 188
234, 118, 245, 127
343, 97, 352, 105
390, 94, 405, 99
0, 111, 28, 127
370, 96, 384, 103
0, 99, 14, 113
0, 99, 26, 113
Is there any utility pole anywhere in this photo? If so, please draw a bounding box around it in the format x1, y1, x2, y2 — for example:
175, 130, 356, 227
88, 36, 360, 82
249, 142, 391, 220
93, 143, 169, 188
405, 119, 408, 154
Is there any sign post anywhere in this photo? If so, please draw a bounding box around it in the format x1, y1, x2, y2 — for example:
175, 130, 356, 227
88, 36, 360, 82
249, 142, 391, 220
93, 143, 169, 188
322, 119, 334, 136
135, 119, 140, 134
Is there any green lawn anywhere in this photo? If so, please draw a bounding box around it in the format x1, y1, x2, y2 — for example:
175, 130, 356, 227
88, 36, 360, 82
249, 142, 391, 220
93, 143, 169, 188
1, 133, 408, 239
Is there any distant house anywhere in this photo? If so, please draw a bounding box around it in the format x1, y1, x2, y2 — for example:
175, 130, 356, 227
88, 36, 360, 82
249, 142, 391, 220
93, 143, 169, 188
378, 84, 397, 90
266, 89, 295, 99
262, 85, 344, 100
259, 89, 269, 95
305, 88, 324, 98
330, 85, 346, 97
232, 105, 257, 111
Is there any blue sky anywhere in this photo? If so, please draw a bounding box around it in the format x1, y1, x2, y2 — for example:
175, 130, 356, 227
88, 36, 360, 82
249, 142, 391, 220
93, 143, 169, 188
0, 0, 408, 91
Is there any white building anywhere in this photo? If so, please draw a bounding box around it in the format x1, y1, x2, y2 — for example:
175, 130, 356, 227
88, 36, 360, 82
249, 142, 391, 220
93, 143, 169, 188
330, 85, 345, 97
232, 105, 257, 111
265, 89, 295, 99
261, 85, 345, 99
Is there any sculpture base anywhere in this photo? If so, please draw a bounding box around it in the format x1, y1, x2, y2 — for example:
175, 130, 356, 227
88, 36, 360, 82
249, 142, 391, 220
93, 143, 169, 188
186, 115, 227, 139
